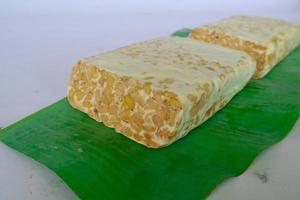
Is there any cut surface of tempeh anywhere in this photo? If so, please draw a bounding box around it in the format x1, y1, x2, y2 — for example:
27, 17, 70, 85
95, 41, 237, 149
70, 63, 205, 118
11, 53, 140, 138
190, 15, 300, 79
67, 36, 255, 148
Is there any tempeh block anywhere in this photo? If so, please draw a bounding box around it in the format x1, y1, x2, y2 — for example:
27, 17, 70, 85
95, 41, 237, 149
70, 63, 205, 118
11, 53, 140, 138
67, 36, 256, 148
190, 15, 300, 78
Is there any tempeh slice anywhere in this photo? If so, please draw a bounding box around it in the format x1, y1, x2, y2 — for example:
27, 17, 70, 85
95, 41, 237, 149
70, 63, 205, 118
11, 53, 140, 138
190, 15, 300, 78
67, 36, 255, 148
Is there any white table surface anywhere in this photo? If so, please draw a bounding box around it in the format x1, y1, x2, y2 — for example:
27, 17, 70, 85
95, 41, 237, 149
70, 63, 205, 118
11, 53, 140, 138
1, 0, 300, 199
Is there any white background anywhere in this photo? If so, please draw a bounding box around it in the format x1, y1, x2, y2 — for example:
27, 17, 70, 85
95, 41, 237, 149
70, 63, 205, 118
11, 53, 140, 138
0, 0, 300, 199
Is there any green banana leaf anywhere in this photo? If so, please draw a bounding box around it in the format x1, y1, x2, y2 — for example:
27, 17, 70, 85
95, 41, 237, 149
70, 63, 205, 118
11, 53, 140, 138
171, 28, 193, 37
1, 30, 300, 200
